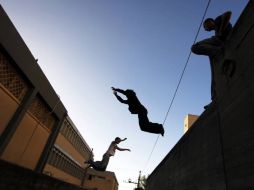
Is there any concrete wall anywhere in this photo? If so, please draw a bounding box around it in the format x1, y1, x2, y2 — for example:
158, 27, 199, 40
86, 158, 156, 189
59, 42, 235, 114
146, 1, 254, 190
147, 107, 227, 190
84, 168, 118, 190
2, 111, 50, 169
0, 160, 88, 190
44, 164, 82, 186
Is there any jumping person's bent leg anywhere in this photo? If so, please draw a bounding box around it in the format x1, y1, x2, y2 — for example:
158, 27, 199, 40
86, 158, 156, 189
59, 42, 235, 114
191, 36, 223, 57
100, 154, 110, 171
146, 122, 164, 136
138, 113, 164, 136
87, 154, 110, 171
138, 113, 150, 132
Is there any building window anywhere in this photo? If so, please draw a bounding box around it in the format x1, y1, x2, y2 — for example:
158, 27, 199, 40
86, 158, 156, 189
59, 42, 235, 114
0, 51, 29, 102
47, 146, 85, 180
28, 95, 56, 131
60, 119, 91, 158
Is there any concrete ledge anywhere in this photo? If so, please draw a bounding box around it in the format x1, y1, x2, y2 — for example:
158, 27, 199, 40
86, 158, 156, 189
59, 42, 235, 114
0, 160, 89, 190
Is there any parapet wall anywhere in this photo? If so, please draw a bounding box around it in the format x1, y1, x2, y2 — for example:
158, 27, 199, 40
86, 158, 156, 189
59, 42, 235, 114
0, 160, 88, 190
146, 1, 254, 190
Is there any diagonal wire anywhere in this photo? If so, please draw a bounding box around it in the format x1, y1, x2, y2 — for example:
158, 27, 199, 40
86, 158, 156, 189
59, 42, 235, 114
142, 0, 212, 173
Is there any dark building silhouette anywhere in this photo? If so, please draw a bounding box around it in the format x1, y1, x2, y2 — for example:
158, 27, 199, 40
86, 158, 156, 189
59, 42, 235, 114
146, 1, 254, 190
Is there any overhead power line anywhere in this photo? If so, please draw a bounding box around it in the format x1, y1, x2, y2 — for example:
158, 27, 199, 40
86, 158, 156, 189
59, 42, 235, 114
142, 0, 212, 173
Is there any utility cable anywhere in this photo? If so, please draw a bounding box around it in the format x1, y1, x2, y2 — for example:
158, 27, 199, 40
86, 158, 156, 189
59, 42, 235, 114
142, 0, 212, 173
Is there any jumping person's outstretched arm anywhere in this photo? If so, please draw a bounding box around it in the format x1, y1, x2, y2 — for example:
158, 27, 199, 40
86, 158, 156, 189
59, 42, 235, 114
114, 91, 128, 104
111, 87, 126, 95
116, 146, 131, 152
112, 87, 128, 104
120, 137, 127, 142
116, 137, 130, 152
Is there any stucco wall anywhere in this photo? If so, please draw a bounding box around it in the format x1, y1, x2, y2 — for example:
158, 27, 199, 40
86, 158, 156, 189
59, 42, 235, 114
2, 111, 50, 169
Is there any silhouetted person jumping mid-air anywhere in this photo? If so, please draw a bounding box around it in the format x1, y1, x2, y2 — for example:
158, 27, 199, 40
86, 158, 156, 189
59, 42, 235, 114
191, 11, 232, 109
85, 137, 130, 171
111, 87, 164, 136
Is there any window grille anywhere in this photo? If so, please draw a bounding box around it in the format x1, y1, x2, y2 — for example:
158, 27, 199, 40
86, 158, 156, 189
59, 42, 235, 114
60, 119, 90, 158
47, 146, 85, 180
0, 51, 29, 101
28, 95, 55, 131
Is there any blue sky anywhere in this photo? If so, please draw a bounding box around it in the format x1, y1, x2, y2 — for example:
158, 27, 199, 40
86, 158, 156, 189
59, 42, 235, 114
0, 0, 249, 189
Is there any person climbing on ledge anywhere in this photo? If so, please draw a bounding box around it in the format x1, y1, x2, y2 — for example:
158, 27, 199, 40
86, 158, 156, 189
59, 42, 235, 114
85, 137, 130, 171
191, 11, 232, 109
192, 11, 232, 56
111, 87, 164, 136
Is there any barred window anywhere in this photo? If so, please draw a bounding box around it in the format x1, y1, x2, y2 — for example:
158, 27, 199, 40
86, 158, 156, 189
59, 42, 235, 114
28, 95, 56, 131
60, 119, 91, 158
0, 51, 29, 102
47, 146, 85, 180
